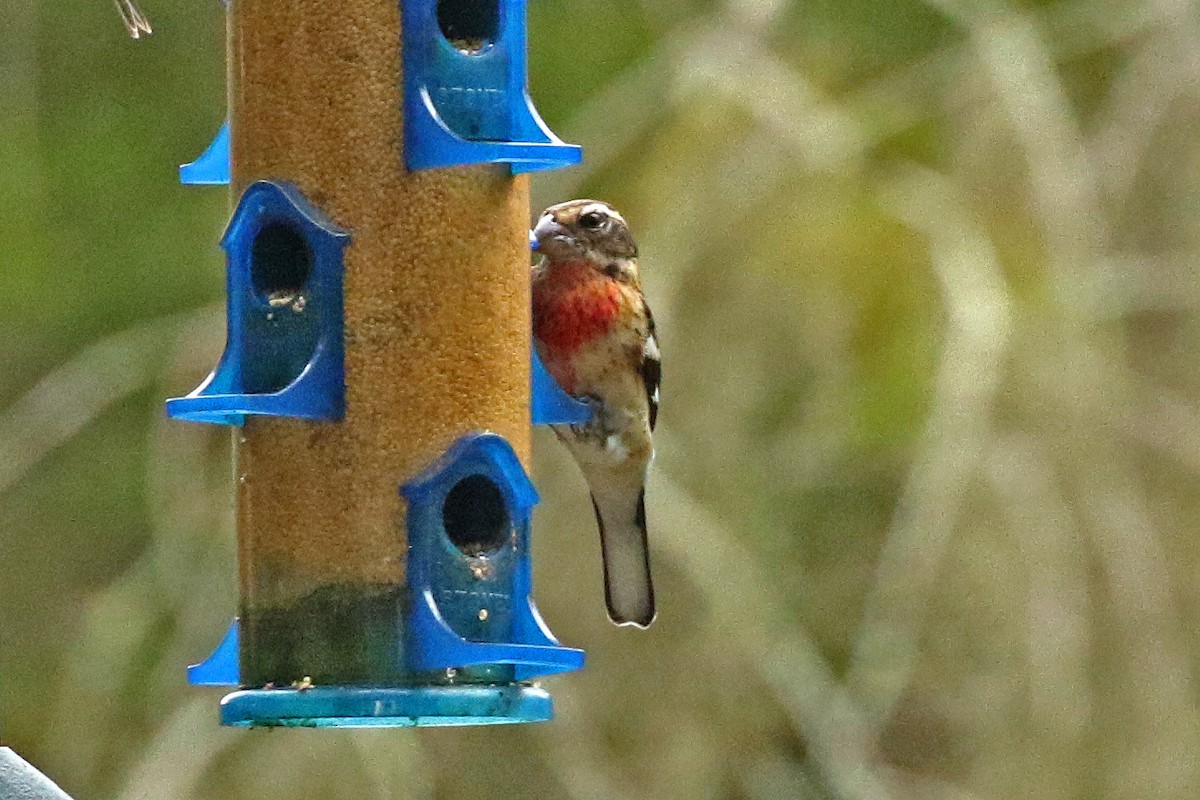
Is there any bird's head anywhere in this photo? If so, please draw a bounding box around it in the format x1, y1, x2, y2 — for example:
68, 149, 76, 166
533, 200, 638, 278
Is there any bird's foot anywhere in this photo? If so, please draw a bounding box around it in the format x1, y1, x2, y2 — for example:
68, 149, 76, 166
570, 395, 606, 442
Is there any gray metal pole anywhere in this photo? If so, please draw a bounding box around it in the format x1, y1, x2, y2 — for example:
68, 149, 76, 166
0, 748, 75, 800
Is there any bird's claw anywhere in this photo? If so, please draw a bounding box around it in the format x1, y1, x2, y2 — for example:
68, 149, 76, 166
570, 395, 606, 441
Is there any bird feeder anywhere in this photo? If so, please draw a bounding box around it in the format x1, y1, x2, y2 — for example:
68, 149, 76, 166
170, 0, 589, 728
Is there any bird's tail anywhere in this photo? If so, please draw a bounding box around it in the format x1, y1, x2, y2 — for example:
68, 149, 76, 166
591, 489, 656, 628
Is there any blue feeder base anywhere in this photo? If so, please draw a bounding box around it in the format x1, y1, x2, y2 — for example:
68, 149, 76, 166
219, 684, 553, 728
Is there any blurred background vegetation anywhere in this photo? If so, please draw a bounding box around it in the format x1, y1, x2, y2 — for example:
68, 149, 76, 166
3, 0, 1200, 798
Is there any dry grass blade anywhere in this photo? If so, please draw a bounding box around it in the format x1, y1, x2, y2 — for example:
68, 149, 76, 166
0, 313, 201, 496
345, 732, 434, 800
1088, 0, 1200, 207
114, 698, 237, 800
847, 166, 1013, 732
1073, 458, 1200, 799
650, 471, 897, 800
113, 0, 152, 37
143, 305, 231, 604
671, 26, 867, 171
534, 46, 674, 210
983, 437, 1093, 800
531, 686, 639, 800
967, 9, 1110, 313
1121, 381, 1200, 475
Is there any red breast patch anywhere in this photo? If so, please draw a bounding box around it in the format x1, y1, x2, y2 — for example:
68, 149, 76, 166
533, 262, 623, 393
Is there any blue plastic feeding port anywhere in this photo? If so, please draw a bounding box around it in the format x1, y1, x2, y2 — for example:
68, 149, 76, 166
402, 432, 585, 681
187, 619, 240, 686
532, 348, 591, 425
180, 120, 230, 185
402, 0, 582, 172
166, 180, 349, 425
201, 433, 582, 728
220, 684, 553, 727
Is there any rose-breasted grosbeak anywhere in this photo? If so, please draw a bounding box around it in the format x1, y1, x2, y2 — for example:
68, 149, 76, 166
532, 200, 659, 629
113, 0, 151, 37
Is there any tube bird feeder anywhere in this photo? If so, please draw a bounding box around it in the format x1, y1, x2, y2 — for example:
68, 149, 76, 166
170, 0, 589, 728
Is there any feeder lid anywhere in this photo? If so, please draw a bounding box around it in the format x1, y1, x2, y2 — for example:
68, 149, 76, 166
0, 748, 75, 800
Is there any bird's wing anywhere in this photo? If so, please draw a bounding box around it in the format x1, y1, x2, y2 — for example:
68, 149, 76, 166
641, 304, 661, 432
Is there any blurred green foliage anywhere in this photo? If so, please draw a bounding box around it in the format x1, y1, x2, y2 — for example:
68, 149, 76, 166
4, 0, 1200, 799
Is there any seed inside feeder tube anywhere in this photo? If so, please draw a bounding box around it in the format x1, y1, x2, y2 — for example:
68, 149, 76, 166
450, 37, 487, 54
478, 608, 489, 621
231, 0, 534, 689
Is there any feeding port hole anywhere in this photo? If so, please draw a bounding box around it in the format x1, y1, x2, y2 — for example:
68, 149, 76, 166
251, 221, 312, 305
443, 474, 509, 555
437, 0, 498, 53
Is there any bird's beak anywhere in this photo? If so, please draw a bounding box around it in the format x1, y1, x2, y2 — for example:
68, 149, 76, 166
533, 216, 570, 250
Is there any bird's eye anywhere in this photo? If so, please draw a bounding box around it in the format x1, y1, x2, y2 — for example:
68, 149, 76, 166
578, 211, 605, 229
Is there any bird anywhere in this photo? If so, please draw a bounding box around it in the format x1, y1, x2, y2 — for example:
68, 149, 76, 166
113, 0, 152, 37
531, 200, 659, 628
